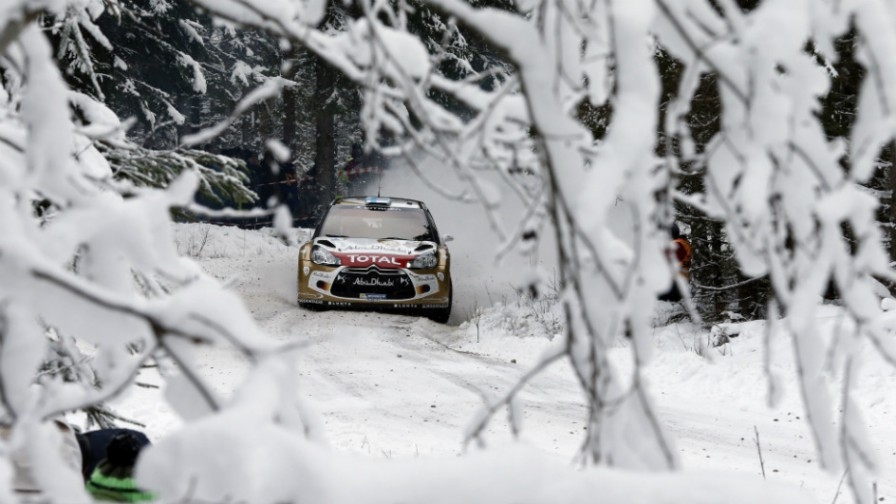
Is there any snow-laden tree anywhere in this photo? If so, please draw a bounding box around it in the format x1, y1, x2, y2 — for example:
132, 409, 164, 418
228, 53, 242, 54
50, 0, 266, 148
43, 0, 262, 208
2, 0, 896, 503
0, 1, 283, 502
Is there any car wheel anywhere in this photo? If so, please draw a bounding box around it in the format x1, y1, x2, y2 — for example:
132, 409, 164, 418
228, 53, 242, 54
428, 284, 452, 323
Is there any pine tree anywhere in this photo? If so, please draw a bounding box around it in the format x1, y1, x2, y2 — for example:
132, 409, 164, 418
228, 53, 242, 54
48, 0, 276, 208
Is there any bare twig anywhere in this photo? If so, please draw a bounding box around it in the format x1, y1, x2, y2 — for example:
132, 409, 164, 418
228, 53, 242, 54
0, 302, 17, 422
831, 470, 848, 504
754, 425, 766, 479
463, 342, 566, 444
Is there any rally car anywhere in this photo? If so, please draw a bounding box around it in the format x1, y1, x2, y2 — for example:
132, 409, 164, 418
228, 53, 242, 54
297, 196, 452, 323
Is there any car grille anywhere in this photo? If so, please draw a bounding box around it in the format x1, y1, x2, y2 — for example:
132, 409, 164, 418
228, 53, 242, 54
330, 267, 416, 300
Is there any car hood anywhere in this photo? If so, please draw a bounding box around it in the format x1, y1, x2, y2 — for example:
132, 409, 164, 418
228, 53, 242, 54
313, 237, 438, 269
313, 237, 436, 253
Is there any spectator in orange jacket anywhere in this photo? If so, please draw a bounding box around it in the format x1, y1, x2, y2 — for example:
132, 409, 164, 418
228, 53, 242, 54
659, 223, 692, 302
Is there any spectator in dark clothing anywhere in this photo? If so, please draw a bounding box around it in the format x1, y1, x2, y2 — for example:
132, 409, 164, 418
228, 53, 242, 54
85, 431, 154, 502
76, 428, 151, 481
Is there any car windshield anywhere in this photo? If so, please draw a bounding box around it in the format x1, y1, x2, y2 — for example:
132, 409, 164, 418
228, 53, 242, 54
318, 206, 435, 242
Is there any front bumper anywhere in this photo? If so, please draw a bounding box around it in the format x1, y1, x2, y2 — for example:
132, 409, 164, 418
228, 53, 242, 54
298, 263, 451, 310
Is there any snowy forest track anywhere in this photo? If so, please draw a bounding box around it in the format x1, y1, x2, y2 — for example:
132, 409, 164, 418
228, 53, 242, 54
180, 243, 592, 457
274, 307, 587, 458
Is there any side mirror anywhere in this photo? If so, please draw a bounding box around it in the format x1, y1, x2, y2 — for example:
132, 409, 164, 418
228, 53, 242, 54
443, 234, 454, 243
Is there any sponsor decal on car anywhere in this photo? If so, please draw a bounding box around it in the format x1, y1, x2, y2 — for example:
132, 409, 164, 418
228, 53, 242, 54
339, 242, 419, 253
353, 277, 395, 287
333, 252, 415, 268
348, 254, 403, 265
393, 303, 450, 309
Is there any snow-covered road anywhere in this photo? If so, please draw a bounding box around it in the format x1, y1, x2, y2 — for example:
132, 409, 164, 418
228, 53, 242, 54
189, 244, 588, 459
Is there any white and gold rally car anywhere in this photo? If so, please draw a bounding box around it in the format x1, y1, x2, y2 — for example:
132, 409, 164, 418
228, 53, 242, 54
297, 197, 452, 322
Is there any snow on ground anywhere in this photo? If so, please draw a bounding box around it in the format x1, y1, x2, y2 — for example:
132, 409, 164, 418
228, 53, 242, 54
105, 222, 896, 503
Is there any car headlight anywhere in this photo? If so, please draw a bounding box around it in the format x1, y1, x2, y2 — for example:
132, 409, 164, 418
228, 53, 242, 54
311, 246, 341, 266
409, 252, 437, 269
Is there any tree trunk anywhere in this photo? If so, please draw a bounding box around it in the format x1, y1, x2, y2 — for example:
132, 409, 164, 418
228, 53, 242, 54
313, 55, 337, 213
281, 47, 300, 152
258, 104, 271, 145
190, 95, 201, 136
889, 143, 896, 262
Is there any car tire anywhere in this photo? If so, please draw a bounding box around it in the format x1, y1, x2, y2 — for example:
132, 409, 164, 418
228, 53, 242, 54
428, 283, 452, 323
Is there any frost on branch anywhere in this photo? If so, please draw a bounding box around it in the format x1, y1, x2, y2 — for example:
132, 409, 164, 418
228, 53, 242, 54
654, 1, 896, 502
0, 12, 269, 500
